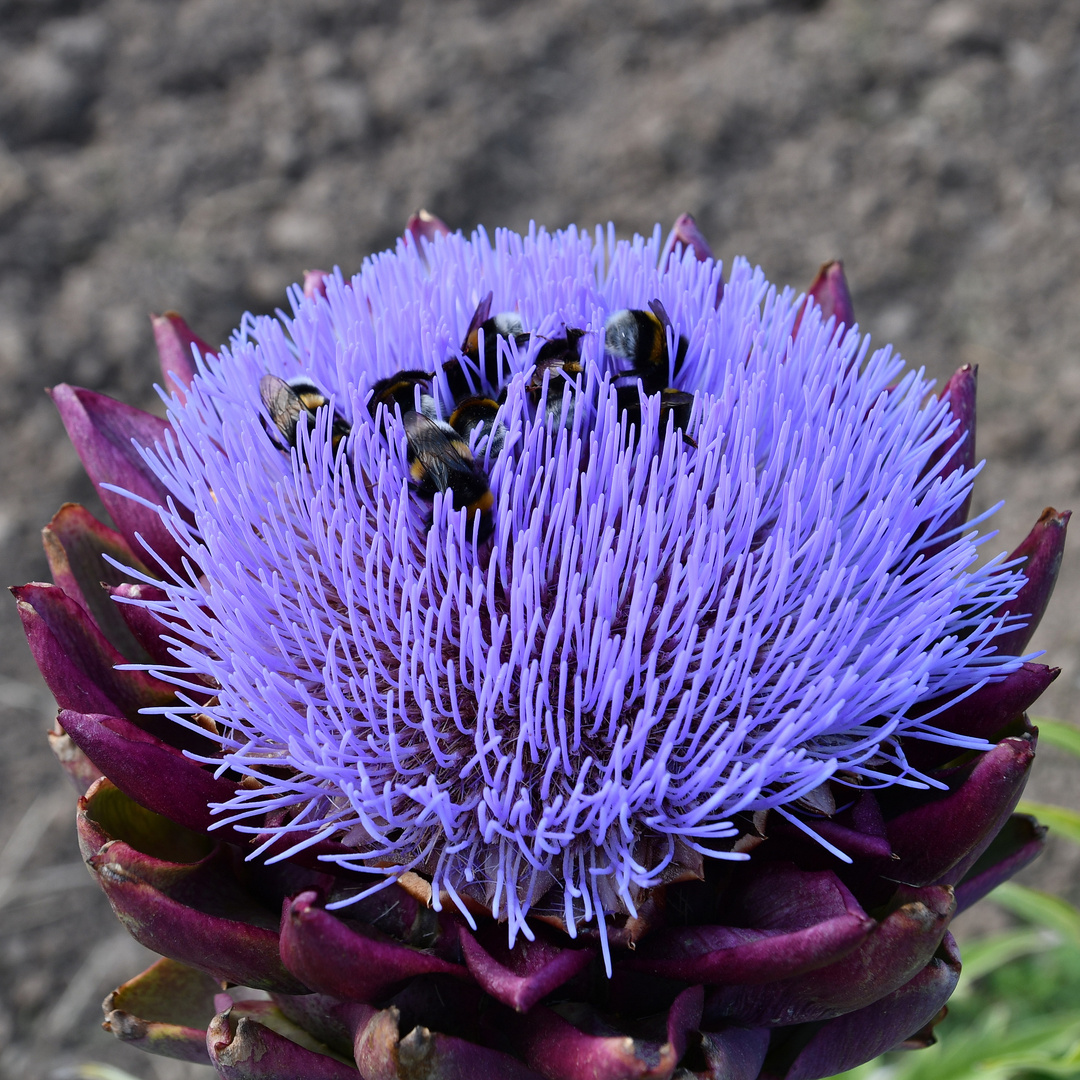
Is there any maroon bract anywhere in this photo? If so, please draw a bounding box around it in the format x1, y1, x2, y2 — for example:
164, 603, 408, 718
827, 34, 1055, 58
792, 260, 855, 340
152, 311, 216, 404
405, 208, 451, 248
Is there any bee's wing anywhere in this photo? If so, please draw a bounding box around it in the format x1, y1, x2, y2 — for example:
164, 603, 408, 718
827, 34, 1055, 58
406, 411, 479, 470
648, 297, 673, 331
463, 291, 494, 344
405, 410, 493, 521
260, 374, 304, 441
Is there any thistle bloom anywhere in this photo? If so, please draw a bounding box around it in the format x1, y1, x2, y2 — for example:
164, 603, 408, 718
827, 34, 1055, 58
14, 215, 1068, 1079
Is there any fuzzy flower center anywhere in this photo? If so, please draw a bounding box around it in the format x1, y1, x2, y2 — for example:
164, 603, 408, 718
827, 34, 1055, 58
137, 224, 1024, 952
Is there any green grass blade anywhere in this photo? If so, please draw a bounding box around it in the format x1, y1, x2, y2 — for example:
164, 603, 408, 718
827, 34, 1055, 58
1031, 716, 1080, 758
989, 882, 1080, 946
861, 1010, 1080, 1080
976, 1013, 1080, 1078
1016, 800, 1080, 845
956, 926, 1055, 984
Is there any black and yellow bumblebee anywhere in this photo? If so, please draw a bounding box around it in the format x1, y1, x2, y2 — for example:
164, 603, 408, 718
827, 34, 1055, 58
367, 369, 437, 422
603, 299, 688, 395
533, 327, 585, 368
363, 363, 496, 542
614, 384, 697, 448
447, 395, 505, 457
605, 299, 695, 444
260, 374, 352, 455
442, 292, 526, 400
403, 410, 495, 543
525, 328, 586, 428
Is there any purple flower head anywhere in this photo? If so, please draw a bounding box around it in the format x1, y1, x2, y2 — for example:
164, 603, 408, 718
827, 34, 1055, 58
124, 223, 1028, 969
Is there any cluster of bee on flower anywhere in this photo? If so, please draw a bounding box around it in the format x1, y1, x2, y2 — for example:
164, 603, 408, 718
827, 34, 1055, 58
260, 297, 696, 543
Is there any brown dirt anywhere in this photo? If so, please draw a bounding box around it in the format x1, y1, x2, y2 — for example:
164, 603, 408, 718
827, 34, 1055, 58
2, 0, 1080, 1075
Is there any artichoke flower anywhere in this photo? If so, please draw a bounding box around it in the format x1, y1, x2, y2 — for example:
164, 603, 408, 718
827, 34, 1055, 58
13, 213, 1069, 1080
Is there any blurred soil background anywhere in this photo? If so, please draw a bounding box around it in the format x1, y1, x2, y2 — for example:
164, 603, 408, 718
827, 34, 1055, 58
2, 0, 1080, 1075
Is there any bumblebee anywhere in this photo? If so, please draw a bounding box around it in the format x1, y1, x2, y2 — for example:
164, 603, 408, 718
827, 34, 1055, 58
448, 395, 505, 457
604, 299, 688, 394
260, 374, 351, 454
658, 388, 696, 442
532, 326, 584, 367
367, 370, 437, 421
453, 291, 526, 394
524, 329, 587, 429
404, 410, 494, 543
615, 384, 697, 447
367, 366, 497, 542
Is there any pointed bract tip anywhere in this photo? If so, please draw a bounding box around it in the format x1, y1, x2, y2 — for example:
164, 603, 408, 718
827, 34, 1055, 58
151, 311, 214, 403
47, 383, 187, 574
1039, 506, 1071, 527
993, 507, 1070, 656
100, 957, 217, 1064
908, 363, 979, 551
406, 207, 453, 244
1012, 506, 1070, 570
302, 270, 330, 299
809, 260, 854, 326
406, 209, 451, 246
662, 214, 723, 304
939, 363, 978, 460
671, 212, 714, 262
943, 363, 977, 391
794, 259, 855, 339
